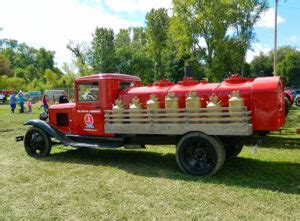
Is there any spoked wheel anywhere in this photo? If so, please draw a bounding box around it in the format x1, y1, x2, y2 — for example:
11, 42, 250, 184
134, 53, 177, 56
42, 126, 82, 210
24, 127, 52, 157
176, 132, 225, 176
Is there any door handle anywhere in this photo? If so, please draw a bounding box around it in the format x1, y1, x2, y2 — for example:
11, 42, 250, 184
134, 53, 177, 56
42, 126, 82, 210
95, 106, 101, 108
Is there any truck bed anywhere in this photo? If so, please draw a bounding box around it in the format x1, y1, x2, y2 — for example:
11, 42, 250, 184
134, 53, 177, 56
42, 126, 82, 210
105, 107, 252, 136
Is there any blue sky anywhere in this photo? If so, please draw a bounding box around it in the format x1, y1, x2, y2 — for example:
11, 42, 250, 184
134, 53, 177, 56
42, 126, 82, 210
0, 0, 299, 68
252, 0, 300, 59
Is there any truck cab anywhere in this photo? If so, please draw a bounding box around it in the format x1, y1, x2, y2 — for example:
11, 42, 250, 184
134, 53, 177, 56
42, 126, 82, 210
48, 73, 141, 136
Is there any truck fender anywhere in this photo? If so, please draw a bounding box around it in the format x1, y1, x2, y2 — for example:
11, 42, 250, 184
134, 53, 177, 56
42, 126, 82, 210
24, 119, 69, 145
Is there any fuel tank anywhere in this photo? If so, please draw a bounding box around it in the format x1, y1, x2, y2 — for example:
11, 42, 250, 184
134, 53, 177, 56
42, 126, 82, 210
119, 75, 285, 132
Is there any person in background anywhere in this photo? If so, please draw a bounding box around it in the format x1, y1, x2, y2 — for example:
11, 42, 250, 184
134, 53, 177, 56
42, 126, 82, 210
3, 95, 7, 104
59, 91, 69, 104
18, 91, 25, 113
42, 94, 49, 113
9, 92, 17, 113
27, 98, 32, 113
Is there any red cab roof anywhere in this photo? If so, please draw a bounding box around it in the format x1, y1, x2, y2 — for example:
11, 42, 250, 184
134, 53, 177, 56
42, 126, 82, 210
76, 73, 141, 82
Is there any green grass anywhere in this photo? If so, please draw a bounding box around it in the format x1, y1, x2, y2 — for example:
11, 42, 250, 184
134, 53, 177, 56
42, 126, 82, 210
0, 104, 299, 220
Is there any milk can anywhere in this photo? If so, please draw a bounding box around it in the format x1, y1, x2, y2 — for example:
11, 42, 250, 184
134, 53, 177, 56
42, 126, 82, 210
206, 94, 222, 123
229, 91, 245, 123
186, 91, 201, 123
129, 96, 143, 124
147, 94, 160, 123
165, 92, 179, 123
112, 99, 125, 124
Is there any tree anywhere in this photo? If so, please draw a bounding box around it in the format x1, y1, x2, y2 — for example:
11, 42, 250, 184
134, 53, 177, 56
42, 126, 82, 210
6, 77, 27, 91
91, 27, 116, 73
0, 54, 13, 76
277, 50, 300, 87
115, 29, 131, 48
66, 41, 92, 75
171, 0, 268, 81
146, 8, 169, 80
44, 69, 58, 88
230, 0, 268, 75
36, 48, 55, 73
250, 52, 273, 76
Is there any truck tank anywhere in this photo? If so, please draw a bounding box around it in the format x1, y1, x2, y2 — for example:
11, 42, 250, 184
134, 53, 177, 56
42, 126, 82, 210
119, 74, 285, 132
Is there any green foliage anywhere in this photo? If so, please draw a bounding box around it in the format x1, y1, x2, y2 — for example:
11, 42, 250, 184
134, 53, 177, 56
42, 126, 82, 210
171, 0, 268, 81
91, 28, 116, 72
277, 50, 300, 87
146, 8, 169, 80
0, 54, 13, 76
6, 77, 27, 90
250, 52, 273, 76
0, 75, 9, 89
250, 46, 300, 87
0, 38, 67, 91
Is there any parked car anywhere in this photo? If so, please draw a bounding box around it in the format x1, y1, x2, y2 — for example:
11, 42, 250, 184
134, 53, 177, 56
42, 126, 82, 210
292, 89, 300, 106
295, 94, 300, 106
0, 90, 13, 104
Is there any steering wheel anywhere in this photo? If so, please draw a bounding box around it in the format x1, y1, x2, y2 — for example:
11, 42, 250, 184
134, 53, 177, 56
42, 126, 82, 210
87, 93, 96, 101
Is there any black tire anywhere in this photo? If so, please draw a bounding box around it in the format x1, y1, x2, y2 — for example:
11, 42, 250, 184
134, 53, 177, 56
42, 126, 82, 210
224, 143, 243, 160
176, 132, 225, 176
24, 127, 52, 157
295, 97, 300, 107
284, 97, 290, 116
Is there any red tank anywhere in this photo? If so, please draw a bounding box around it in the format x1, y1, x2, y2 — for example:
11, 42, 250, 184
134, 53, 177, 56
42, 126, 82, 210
120, 74, 285, 132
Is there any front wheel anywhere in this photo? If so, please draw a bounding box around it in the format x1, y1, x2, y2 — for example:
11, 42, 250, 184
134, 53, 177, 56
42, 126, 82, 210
176, 132, 225, 176
24, 127, 52, 157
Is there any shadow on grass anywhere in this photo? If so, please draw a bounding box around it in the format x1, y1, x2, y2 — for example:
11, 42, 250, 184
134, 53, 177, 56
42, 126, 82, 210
42, 148, 300, 194
244, 136, 300, 150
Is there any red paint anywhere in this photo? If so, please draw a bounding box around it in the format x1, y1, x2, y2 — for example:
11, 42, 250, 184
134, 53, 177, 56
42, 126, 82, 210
48, 73, 285, 136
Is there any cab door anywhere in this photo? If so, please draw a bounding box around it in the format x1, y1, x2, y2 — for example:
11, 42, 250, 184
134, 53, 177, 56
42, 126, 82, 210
72, 81, 105, 136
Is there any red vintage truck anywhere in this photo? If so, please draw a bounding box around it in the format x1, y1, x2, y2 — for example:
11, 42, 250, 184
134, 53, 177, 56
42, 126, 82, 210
17, 73, 285, 176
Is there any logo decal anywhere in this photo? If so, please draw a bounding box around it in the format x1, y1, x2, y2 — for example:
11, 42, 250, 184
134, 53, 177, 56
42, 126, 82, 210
84, 114, 94, 129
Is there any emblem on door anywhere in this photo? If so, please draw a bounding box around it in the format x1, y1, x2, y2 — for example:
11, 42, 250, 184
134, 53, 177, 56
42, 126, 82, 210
84, 114, 94, 129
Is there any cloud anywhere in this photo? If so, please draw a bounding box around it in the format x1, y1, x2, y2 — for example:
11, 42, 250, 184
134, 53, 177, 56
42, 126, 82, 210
104, 0, 172, 13
246, 43, 271, 63
0, 0, 141, 68
256, 8, 285, 28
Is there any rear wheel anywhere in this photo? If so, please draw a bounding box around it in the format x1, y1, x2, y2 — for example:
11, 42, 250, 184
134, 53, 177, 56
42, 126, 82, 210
176, 132, 225, 176
24, 127, 52, 157
224, 143, 243, 160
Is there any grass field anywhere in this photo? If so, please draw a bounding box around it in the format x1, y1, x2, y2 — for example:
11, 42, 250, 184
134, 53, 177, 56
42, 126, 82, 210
0, 104, 299, 220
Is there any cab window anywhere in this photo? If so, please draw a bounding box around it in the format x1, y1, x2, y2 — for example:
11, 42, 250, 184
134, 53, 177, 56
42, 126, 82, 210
78, 83, 99, 102
120, 82, 135, 91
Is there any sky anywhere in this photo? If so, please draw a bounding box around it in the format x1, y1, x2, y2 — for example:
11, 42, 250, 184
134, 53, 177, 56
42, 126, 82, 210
0, 0, 299, 68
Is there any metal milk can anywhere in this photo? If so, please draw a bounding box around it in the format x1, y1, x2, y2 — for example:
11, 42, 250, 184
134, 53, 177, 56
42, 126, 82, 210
147, 94, 160, 110
129, 96, 143, 124
229, 91, 245, 123
147, 94, 160, 123
206, 94, 222, 123
165, 92, 179, 123
186, 91, 201, 123
112, 99, 125, 124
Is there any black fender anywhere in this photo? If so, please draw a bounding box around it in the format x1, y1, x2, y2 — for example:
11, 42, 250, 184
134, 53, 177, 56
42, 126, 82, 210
24, 119, 70, 145
23, 119, 123, 149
